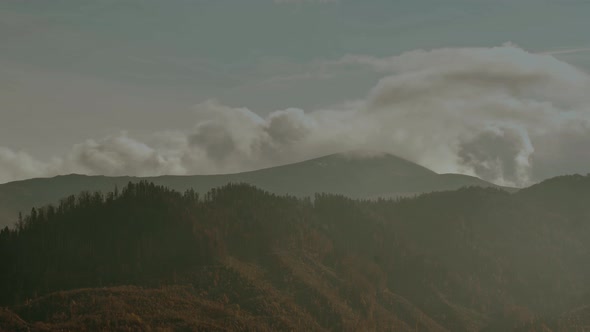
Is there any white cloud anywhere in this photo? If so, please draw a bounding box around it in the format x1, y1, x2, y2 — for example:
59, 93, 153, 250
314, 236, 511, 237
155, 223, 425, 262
1, 45, 590, 187
0, 148, 53, 183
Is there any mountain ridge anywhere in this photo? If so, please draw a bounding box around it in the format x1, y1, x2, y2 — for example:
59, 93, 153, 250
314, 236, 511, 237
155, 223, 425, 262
0, 152, 506, 228
2, 177, 590, 331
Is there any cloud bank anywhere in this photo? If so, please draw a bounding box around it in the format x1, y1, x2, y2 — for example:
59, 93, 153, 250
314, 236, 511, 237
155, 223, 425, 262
1, 45, 589, 186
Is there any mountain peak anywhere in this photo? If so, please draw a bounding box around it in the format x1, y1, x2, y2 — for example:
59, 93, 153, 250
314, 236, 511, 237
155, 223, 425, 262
303, 151, 436, 177
333, 149, 393, 159
0, 152, 499, 228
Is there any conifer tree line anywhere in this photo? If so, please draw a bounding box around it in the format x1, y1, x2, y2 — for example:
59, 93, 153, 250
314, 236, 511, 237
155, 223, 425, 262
1, 176, 590, 328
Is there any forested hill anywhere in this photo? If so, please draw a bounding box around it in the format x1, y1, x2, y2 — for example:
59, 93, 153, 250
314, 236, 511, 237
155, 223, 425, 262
0, 152, 503, 228
1, 176, 590, 331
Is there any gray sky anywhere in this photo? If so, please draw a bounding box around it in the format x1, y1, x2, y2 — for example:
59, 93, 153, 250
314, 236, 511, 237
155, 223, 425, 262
1, 0, 590, 185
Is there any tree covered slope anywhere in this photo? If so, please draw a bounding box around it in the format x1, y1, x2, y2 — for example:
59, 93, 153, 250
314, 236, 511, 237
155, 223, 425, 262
1, 176, 589, 331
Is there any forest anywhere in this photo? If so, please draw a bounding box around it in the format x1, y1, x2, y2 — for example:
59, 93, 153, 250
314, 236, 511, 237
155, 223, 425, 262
1, 177, 590, 331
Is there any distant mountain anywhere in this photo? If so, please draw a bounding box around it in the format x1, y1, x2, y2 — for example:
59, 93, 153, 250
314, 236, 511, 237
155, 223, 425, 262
0, 152, 505, 228
1, 177, 589, 331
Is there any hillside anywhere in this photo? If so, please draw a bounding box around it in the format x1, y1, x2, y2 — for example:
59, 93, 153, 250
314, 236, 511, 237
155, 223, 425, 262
0, 152, 502, 228
1, 177, 589, 331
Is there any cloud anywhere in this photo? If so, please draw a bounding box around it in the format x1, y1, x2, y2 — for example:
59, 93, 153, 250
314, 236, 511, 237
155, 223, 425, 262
0, 148, 54, 183
1, 45, 590, 187
457, 126, 534, 185
336, 45, 590, 185
64, 135, 186, 177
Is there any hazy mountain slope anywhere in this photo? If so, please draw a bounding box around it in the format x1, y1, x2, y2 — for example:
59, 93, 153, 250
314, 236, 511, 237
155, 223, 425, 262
1, 177, 589, 331
0, 152, 501, 228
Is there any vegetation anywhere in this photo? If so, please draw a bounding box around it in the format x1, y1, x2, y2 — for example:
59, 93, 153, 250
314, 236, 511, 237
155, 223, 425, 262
1, 176, 590, 331
0, 153, 503, 229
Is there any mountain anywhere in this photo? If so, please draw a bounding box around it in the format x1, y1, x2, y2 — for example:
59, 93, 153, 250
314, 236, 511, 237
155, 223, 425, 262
0, 152, 504, 228
1, 177, 589, 331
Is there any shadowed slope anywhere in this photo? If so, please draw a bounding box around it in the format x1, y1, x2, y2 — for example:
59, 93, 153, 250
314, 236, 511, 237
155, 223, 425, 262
2, 177, 590, 331
0, 152, 502, 228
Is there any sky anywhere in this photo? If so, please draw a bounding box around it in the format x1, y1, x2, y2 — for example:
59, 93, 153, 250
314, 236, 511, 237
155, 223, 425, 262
1, 0, 590, 186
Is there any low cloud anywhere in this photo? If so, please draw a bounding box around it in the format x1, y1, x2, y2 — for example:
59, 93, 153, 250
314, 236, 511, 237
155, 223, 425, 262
1, 45, 589, 186
0, 148, 53, 183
